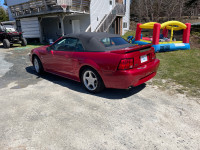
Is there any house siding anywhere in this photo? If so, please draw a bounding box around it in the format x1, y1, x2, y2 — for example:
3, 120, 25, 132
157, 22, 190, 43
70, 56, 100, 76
90, 0, 115, 32
122, 0, 130, 35
64, 14, 90, 34
20, 17, 40, 38
90, 0, 130, 35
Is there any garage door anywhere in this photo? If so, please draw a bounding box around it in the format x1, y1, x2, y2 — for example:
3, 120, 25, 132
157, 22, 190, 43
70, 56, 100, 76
20, 17, 40, 38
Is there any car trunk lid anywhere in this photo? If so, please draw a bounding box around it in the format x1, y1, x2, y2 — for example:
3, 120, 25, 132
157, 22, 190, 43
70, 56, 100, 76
110, 44, 156, 70
110, 44, 152, 54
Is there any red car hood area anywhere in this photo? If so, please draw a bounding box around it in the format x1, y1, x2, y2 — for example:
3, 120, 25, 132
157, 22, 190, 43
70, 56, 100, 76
33, 45, 49, 51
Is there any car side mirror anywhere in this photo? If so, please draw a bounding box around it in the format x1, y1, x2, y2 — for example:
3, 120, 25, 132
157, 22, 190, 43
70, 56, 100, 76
46, 46, 51, 51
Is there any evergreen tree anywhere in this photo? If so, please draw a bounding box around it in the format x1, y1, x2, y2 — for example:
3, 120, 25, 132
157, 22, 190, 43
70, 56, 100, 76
0, 6, 9, 22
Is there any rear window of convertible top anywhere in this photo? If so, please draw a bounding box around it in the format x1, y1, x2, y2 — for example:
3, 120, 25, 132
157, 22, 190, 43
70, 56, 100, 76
100, 37, 129, 47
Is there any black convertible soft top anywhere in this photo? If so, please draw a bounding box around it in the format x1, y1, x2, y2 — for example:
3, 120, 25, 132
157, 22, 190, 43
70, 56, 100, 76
64, 32, 133, 52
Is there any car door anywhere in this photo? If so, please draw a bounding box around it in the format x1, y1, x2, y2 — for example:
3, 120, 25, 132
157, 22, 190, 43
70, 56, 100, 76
71, 39, 86, 75
43, 38, 77, 76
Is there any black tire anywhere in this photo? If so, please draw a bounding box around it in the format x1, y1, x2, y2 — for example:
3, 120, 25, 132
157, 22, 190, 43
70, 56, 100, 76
81, 68, 105, 93
21, 38, 27, 46
33, 56, 44, 74
3, 39, 10, 48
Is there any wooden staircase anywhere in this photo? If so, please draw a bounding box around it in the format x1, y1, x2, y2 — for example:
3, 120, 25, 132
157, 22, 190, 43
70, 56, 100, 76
95, 3, 125, 33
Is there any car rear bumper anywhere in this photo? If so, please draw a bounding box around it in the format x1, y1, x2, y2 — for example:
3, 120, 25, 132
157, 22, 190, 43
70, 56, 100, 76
102, 59, 160, 89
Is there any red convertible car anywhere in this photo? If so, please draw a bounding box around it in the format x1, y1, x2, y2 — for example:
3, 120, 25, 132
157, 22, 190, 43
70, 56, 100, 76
30, 32, 160, 93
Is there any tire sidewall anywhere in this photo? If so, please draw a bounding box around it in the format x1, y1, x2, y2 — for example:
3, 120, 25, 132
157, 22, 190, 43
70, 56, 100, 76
3, 39, 10, 48
21, 38, 27, 46
33, 56, 43, 74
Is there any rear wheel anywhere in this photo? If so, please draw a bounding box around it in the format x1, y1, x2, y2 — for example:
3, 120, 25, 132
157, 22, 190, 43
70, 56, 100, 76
33, 56, 43, 74
21, 38, 27, 46
3, 39, 10, 48
81, 68, 104, 93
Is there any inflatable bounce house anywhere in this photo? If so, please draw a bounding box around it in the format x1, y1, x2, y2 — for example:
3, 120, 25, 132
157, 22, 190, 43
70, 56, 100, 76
128, 21, 191, 52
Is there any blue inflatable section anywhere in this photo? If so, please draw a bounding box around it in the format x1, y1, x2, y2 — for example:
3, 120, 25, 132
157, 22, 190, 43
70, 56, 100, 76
127, 36, 133, 42
134, 40, 150, 45
128, 36, 190, 53
152, 43, 190, 52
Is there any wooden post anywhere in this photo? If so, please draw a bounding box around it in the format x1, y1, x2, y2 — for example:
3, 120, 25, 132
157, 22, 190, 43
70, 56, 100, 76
120, 17, 122, 35
115, 18, 117, 34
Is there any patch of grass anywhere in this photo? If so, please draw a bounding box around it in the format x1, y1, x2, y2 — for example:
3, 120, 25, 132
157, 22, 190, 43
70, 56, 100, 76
155, 49, 200, 97
122, 30, 135, 40
27, 44, 45, 48
12, 44, 44, 51
191, 32, 200, 44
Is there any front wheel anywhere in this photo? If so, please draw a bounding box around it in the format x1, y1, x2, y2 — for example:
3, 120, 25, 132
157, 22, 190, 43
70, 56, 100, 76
81, 68, 104, 93
21, 38, 27, 46
33, 56, 43, 74
3, 39, 10, 48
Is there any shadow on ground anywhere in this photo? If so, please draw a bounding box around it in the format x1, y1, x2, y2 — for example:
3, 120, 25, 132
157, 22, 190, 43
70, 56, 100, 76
26, 66, 146, 99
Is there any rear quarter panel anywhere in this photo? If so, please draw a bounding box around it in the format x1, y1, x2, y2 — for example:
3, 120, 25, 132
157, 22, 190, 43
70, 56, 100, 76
72, 51, 124, 79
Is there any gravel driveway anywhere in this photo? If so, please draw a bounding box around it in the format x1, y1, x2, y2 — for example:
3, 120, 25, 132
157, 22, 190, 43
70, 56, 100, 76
0, 45, 200, 150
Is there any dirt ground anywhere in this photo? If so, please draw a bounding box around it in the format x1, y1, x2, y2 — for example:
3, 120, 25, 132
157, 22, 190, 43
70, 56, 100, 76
0, 45, 200, 150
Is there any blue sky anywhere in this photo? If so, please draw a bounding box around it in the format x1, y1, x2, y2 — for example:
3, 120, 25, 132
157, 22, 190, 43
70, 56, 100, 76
0, 0, 7, 8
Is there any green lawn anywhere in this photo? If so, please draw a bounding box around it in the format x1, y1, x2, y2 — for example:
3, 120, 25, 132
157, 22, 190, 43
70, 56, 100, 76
154, 49, 200, 97
122, 31, 135, 40
122, 31, 200, 98
11, 44, 45, 51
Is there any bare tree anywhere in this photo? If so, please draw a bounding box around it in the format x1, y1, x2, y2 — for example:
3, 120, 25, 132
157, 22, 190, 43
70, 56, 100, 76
130, 0, 200, 22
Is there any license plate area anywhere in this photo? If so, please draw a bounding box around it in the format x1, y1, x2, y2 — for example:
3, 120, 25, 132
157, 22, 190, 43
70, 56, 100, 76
140, 55, 148, 63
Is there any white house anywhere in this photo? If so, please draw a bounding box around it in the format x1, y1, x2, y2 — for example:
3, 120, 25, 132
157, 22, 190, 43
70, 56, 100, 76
4, 0, 130, 43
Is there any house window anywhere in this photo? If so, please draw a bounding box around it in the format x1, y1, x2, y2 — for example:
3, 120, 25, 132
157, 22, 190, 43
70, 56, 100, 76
110, 0, 112, 5
123, 22, 127, 28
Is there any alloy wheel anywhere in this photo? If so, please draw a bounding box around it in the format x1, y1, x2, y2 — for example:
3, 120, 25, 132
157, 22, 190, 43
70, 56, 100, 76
83, 70, 98, 91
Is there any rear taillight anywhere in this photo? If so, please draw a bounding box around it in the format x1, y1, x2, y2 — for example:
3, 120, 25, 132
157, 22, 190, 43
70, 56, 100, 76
118, 59, 134, 70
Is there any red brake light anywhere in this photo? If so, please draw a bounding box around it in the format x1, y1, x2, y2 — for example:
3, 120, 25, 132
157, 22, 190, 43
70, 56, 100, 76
118, 59, 134, 70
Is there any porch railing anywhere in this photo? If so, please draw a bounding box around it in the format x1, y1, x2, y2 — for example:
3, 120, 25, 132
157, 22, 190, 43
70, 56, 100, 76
10, 0, 90, 18
95, 3, 126, 33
